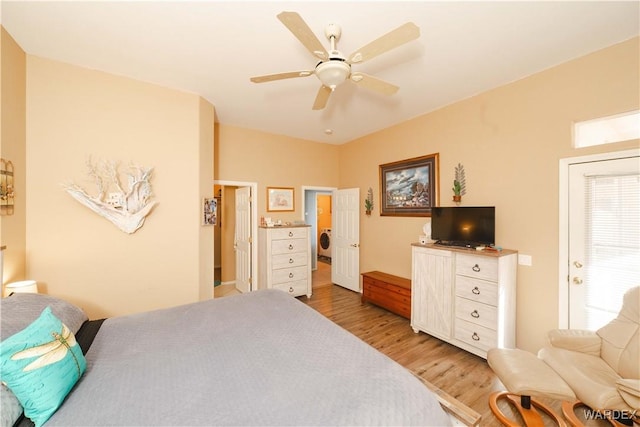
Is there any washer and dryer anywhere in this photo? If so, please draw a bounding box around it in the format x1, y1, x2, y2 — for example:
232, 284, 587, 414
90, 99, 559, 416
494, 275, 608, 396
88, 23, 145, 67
318, 228, 332, 258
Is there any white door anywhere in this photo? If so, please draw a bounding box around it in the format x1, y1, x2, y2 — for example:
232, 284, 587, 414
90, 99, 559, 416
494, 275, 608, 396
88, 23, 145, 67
568, 156, 640, 329
235, 186, 252, 293
332, 188, 360, 292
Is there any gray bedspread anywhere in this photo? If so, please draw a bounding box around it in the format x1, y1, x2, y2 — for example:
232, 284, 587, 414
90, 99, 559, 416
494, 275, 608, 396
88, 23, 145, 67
47, 289, 451, 426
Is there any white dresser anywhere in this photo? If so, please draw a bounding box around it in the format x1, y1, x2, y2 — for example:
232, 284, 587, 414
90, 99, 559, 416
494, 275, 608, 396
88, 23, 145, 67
258, 225, 312, 298
411, 244, 517, 359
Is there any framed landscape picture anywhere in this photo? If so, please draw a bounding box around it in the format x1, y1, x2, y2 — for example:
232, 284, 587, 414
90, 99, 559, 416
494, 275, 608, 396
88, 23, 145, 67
267, 187, 294, 212
379, 153, 439, 217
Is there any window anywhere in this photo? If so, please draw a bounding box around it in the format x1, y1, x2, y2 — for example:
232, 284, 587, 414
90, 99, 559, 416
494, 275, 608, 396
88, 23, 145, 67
573, 111, 640, 148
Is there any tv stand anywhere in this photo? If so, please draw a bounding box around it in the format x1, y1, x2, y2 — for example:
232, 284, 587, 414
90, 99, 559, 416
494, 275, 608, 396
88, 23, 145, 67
411, 243, 517, 359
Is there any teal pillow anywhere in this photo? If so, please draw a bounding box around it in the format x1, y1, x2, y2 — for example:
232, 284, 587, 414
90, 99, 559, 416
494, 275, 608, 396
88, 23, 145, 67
0, 306, 86, 427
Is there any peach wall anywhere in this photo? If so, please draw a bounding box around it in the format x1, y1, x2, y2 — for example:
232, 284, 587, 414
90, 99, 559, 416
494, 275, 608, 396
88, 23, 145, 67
0, 27, 27, 286
317, 195, 331, 232
197, 96, 215, 302
215, 124, 340, 224
338, 37, 639, 353
25, 56, 214, 319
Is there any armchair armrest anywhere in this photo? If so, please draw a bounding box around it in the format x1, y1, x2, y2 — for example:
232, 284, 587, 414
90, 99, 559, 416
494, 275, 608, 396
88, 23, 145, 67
617, 379, 640, 409
548, 329, 601, 356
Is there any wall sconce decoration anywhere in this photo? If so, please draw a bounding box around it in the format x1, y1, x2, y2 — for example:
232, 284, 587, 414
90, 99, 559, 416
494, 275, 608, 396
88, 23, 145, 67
0, 158, 15, 215
364, 187, 374, 216
452, 163, 466, 203
62, 158, 158, 234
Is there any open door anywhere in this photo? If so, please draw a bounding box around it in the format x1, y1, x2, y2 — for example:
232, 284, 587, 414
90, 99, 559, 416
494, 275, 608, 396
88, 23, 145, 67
332, 188, 360, 292
235, 186, 252, 293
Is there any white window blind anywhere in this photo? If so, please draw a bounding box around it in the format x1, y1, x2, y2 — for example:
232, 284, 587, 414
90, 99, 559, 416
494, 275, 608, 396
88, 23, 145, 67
583, 172, 640, 329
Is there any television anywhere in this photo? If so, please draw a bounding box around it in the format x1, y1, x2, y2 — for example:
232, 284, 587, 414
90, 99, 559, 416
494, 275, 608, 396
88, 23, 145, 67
431, 206, 495, 248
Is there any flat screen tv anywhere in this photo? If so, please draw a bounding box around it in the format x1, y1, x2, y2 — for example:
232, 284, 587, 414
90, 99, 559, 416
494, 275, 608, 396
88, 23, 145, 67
431, 206, 495, 248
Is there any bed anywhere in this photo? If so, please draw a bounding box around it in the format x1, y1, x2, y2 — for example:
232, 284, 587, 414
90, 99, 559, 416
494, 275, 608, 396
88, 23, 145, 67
1, 289, 453, 426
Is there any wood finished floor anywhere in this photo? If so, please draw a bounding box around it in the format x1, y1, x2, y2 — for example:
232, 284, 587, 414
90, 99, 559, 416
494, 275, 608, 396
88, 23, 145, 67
216, 261, 607, 426
299, 283, 506, 426
300, 279, 615, 427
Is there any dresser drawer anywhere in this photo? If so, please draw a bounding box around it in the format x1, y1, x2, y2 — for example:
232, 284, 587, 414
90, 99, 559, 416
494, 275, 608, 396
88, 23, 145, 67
456, 254, 498, 282
272, 252, 307, 269
272, 266, 308, 284
454, 318, 497, 352
455, 297, 497, 330
455, 275, 498, 306
270, 228, 308, 240
272, 238, 307, 255
273, 280, 308, 297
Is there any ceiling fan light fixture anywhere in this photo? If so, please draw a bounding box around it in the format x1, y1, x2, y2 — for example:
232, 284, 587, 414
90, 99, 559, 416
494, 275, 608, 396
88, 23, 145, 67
315, 60, 350, 90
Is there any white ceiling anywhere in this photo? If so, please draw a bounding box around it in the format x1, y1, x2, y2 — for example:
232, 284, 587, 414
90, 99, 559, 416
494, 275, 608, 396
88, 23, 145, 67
2, 1, 638, 144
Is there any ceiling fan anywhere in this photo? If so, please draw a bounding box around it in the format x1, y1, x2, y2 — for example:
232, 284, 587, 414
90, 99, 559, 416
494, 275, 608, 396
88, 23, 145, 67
250, 11, 420, 110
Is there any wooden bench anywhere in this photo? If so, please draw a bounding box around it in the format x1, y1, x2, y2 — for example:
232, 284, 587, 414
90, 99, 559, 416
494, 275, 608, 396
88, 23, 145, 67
361, 271, 411, 319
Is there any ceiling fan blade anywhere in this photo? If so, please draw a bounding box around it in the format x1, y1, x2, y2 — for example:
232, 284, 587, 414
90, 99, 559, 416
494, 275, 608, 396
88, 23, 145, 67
347, 22, 420, 64
277, 11, 328, 61
350, 72, 399, 95
312, 85, 332, 110
250, 71, 313, 83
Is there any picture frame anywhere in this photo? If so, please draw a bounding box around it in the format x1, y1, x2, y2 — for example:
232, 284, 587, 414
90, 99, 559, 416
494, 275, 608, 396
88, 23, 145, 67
202, 197, 217, 225
267, 187, 294, 212
379, 153, 439, 217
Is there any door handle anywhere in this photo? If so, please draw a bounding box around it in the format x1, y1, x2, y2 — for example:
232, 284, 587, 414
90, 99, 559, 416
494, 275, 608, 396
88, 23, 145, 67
573, 277, 583, 285
350, 243, 360, 248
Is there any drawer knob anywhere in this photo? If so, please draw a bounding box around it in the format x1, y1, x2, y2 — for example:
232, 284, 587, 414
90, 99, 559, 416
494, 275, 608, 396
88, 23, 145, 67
288, 244, 294, 250
288, 231, 294, 237
289, 258, 294, 264
472, 332, 480, 341
472, 286, 480, 295
289, 287, 294, 293
470, 310, 480, 318
289, 272, 294, 278
472, 264, 481, 272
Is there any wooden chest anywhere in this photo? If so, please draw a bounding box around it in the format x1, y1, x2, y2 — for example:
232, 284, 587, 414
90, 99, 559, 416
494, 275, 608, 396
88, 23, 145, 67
361, 271, 411, 319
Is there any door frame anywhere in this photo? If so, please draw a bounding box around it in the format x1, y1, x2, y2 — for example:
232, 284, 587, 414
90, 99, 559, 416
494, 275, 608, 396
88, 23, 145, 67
214, 180, 258, 292
302, 186, 337, 271
557, 148, 639, 328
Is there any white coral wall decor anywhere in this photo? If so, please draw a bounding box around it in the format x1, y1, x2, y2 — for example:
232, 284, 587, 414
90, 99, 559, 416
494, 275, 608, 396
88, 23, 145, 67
62, 159, 158, 234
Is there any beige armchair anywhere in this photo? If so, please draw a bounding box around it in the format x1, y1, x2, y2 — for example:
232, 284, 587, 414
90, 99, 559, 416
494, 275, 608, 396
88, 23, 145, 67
488, 286, 639, 426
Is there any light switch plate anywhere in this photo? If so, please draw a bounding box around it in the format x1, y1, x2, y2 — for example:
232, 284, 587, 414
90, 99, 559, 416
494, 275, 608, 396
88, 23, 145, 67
518, 254, 532, 266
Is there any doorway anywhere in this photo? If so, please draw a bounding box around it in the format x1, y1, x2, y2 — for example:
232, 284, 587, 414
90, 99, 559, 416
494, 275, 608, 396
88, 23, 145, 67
302, 186, 335, 288
213, 180, 259, 298
558, 149, 640, 328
